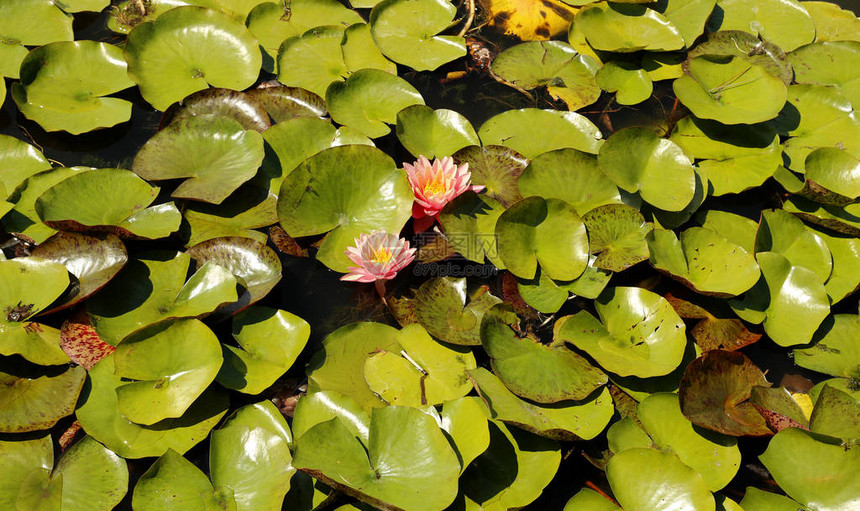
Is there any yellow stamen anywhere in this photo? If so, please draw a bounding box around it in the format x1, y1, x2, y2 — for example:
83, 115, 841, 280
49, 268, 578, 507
423, 174, 448, 196
370, 247, 393, 264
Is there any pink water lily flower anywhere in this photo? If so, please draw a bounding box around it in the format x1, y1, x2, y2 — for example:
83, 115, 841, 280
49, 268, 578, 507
404, 156, 485, 232
341, 230, 416, 283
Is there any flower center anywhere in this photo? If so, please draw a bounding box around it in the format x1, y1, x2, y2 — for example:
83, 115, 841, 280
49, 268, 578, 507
423, 176, 448, 197
369, 247, 393, 264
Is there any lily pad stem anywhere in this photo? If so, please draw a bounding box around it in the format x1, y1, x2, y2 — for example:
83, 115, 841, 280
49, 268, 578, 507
375, 279, 387, 304
457, 0, 476, 37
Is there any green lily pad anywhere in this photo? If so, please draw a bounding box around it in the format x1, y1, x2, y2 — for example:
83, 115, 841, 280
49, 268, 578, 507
0, 257, 71, 364
216, 306, 310, 394
811, 226, 860, 304
708, 0, 815, 52
583, 204, 652, 272
606, 448, 715, 511
276, 26, 347, 98
518, 148, 622, 216
132, 116, 265, 204
596, 62, 653, 105
413, 277, 501, 346
636, 393, 741, 490
292, 405, 461, 511
292, 390, 371, 444
326, 69, 424, 138
162, 87, 271, 132
642, 51, 686, 81
687, 30, 793, 85
783, 195, 860, 237
437, 192, 506, 266
750, 386, 810, 432
517, 255, 613, 313
186, 236, 281, 307
760, 427, 860, 510
452, 145, 527, 208
794, 314, 860, 379
0, 435, 128, 511
246, 84, 327, 123
803, 147, 860, 203
210, 401, 295, 511
30, 232, 128, 309
364, 323, 476, 407
468, 367, 614, 441
674, 56, 787, 125
132, 449, 234, 511
555, 286, 687, 378
76, 353, 230, 459
34, 168, 181, 240
564, 488, 621, 510
496, 197, 589, 281
597, 127, 695, 212
306, 322, 403, 410
0, 0, 73, 79
808, 384, 860, 440
277, 145, 413, 272
755, 209, 832, 282
789, 41, 860, 107
3, 167, 91, 244
481, 304, 607, 403
575, 2, 685, 53
440, 397, 490, 473
461, 420, 560, 510
669, 116, 782, 195
13, 41, 134, 134
656, 0, 717, 47
87, 251, 239, 345
113, 319, 222, 425
0, 135, 51, 195
695, 209, 758, 252
369, 0, 466, 71
125, 6, 262, 111
678, 349, 772, 436
478, 109, 604, 158
395, 105, 480, 159
739, 487, 806, 511
246, 0, 363, 71
648, 227, 760, 296
490, 41, 601, 110
0, 364, 84, 433
779, 85, 860, 173
804, 1, 860, 43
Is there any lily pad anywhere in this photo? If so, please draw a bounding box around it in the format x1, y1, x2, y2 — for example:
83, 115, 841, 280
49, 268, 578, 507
759, 427, 860, 510
481, 304, 607, 403
485, 0, 577, 40
606, 448, 715, 511
597, 127, 696, 212
76, 353, 230, 459
783, 195, 860, 237
0, 364, 85, 433
34, 168, 182, 240
469, 367, 614, 441
808, 384, 860, 440
452, 145, 527, 208
210, 401, 295, 511
678, 349, 772, 436
564, 488, 621, 510
186, 236, 281, 307
275, 26, 348, 98
804, 1, 860, 43
478, 109, 604, 159
363, 323, 476, 407
708, 0, 815, 52
495, 196, 589, 281
326, 69, 424, 138
669, 116, 782, 195
812, 226, 860, 304
0, 1, 73, 78
277, 145, 413, 272
755, 209, 832, 283
518, 148, 622, 216
583, 204, 652, 272
0, 257, 71, 365
246, 84, 327, 123
656, 0, 717, 47
13, 41, 135, 134
674, 56, 788, 125
687, 30, 793, 85
413, 277, 501, 346
555, 286, 687, 378
162, 87, 271, 132
793, 313, 860, 379
292, 405, 461, 511
132, 449, 233, 511
440, 397, 490, 473
575, 3, 685, 53
648, 227, 760, 296
132, 116, 265, 204
596, 62, 653, 105
490, 41, 601, 110
369, 0, 466, 71
437, 191, 506, 266
60, 313, 115, 370
292, 390, 370, 444
87, 251, 239, 345
739, 487, 806, 511
803, 147, 860, 203
0, 136, 51, 195
113, 319, 222, 425
30, 232, 128, 309
125, 6, 262, 111
395, 105, 480, 159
